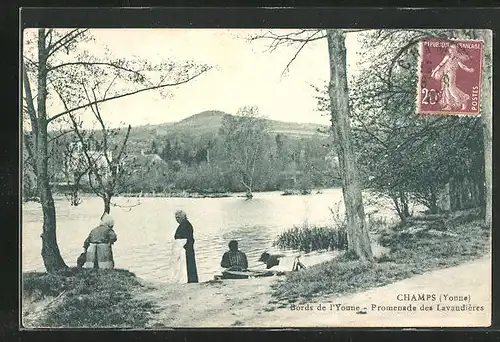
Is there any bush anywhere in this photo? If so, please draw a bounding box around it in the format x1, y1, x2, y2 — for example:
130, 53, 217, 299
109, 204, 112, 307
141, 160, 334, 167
273, 223, 348, 253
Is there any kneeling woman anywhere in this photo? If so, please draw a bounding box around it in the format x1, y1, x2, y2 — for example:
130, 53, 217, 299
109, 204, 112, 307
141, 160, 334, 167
83, 213, 118, 269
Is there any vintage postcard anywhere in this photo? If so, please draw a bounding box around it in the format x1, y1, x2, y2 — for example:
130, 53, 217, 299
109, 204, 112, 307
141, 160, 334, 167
21, 27, 492, 329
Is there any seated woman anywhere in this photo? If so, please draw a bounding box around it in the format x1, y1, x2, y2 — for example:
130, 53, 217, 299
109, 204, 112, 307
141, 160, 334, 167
82, 213, 117, 269
220, 240, 249, 279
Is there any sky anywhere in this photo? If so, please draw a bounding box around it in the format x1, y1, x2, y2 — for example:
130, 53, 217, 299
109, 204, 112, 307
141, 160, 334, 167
24, 29, 365, 129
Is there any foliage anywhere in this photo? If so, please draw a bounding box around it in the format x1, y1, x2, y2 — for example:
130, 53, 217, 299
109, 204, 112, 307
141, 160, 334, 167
273, 223, 347, 253
353, 30, 484, 215
219, 106, 269, 197
313, 29, 485, 219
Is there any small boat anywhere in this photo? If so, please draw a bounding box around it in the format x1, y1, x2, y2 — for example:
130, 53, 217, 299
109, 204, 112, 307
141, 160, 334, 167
214, 268, 285, 280
213, 256, 306, 280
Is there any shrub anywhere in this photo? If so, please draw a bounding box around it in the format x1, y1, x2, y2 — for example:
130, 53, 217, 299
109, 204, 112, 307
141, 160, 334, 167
273, 223, 347, 253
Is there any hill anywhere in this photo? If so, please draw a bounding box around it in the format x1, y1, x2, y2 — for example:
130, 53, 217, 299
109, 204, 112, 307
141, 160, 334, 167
44, 109, 331, 164
124, 110, 330, 153
131, 110, 328, 135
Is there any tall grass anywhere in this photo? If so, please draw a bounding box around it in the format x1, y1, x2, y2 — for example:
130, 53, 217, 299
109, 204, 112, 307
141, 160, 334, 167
273, 202, 348, 253
273, 223, 347, 253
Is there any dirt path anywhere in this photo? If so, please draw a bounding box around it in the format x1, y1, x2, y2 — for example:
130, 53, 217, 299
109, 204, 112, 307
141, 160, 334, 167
137, 254, 491, 328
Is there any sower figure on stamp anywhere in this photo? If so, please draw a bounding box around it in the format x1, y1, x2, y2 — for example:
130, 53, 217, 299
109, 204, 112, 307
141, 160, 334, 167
431, 43, 475, 111
172, 210, 199, 283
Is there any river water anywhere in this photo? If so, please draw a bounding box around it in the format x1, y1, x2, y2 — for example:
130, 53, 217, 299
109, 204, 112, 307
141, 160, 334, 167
21, 188, 397, 283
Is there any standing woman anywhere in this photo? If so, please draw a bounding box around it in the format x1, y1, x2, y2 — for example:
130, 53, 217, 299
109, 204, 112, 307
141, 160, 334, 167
83, 213, 117, 269
173, 210, 199, 283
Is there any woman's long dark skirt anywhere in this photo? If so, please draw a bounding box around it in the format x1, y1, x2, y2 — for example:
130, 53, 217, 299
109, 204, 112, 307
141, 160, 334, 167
184, 245, 199, 283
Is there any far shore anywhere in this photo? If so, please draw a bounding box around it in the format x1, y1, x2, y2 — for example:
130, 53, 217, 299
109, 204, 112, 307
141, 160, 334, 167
25, 187, 335, 202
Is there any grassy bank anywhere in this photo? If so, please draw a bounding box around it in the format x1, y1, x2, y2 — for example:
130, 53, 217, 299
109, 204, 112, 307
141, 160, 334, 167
271, 209, 490, 304
22, 268, 158, 328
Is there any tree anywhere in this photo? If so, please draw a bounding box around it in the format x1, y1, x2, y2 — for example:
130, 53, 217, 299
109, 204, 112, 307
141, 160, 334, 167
454, 29, 492, 227
22, 145, 38, 202
480, 29, 492, 228
22, 28, 211, 271
312, 29, 486, 219
250, 29, 373, 260
219, 106, 268, 199
61, 95, 131, 216
351, 30, 486, 217
61, 136, 90, 206
326, 30, 373, 261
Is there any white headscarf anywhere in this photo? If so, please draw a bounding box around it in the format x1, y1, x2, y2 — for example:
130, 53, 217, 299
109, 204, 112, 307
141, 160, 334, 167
100, 213, 115, 228
175, 210, 187, 220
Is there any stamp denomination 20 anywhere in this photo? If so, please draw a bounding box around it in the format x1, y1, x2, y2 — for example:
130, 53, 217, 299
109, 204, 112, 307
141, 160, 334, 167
418, 39, 484, 116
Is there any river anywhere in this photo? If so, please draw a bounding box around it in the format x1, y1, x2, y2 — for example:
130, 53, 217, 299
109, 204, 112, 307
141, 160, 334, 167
21, 188, 398, 283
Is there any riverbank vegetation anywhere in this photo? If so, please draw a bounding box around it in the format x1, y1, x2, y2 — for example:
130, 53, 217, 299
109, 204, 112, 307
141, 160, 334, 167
22, 110, 340, 204
273, 223, 348, 253
273, 202, 391, 253
22, 268, 158, 328
271, 209, 489, 303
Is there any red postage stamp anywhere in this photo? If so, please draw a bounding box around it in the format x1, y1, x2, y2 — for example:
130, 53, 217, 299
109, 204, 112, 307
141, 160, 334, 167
417, 39, 484, 116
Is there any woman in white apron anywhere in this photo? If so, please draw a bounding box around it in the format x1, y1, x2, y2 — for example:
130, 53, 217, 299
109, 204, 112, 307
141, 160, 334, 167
168, 210, 199, 283
169, 232, 188, 284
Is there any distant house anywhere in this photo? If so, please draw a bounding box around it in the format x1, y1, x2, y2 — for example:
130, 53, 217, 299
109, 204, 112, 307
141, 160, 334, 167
118, 150, 168, 178
66, 141, 115, 183
325, 150, 339, 168
140, 149, 164, 164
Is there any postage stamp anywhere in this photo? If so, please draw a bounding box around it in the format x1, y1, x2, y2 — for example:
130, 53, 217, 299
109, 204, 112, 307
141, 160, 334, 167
417, 38, 484, 115
20, 25, 492, 329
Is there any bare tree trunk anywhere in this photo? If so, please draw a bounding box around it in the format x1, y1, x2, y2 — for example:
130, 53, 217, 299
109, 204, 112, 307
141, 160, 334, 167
401, 191, 410, 217
326, 29, 373, 261
241, 177, 253, 199
392, 193, 411, 221
392, 196, 406, 222
429, 189, 438, 214
449, 177, 458, 212
480, 30, 492, 227
453, 28, 491, 222
35, 29, 67, 272
477, 171, 485, 208
102, 193, 112, 216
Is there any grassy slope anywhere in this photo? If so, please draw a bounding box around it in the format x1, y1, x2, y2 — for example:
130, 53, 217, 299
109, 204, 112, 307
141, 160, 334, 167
101, 110, 329, 154
22, 268, 158, 328
271, 209, 490, 304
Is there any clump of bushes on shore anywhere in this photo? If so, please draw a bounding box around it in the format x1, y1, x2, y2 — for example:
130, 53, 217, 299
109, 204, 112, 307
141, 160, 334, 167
22, 268, 158, 328
273, 223, 348, 253
271, 209, 489, 303
273, 202, 348, 253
